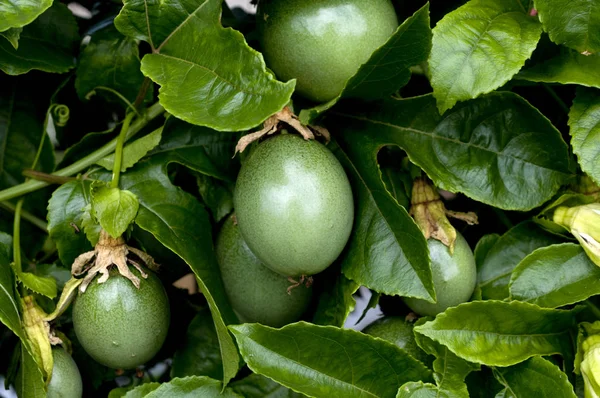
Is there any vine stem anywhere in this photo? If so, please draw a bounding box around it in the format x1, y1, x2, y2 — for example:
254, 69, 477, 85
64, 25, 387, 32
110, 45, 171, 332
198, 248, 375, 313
0, 201, 48, 232
111, 112, 135, 189
12, 199, 23, 272
0, 102, 164, 203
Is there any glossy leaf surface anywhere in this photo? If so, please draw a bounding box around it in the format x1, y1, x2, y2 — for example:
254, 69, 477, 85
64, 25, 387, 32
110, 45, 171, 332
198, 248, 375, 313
230, 374, 305, 398
91, 186, 139, 239
312, 272, 359, 327
518, 49, 600, 87
569, 87, 600, 184
0, 0, 52, 31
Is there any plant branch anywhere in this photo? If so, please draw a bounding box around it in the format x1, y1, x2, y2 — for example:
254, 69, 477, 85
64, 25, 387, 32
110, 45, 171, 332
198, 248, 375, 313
0, 201, 48, 232
21, 170, 75, 185
133, 77, 152, 110
12, 199, 23, 272
111, 112, 136, 189
0, 102, 165, 203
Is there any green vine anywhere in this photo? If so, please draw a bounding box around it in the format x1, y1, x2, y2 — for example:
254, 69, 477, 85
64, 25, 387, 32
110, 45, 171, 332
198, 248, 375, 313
111, 112, 136, 189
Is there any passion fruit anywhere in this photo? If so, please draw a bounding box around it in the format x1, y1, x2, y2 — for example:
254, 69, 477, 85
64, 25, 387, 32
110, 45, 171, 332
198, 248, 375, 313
47, 348, 83, 398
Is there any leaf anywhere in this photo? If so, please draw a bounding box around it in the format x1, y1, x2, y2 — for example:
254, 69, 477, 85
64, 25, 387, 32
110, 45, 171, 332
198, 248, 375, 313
75, 24, 149, 104
123, 383, 161, 397
141, 376, 241, 397
97, 129, 163, 172
509, 243, 600, 308
47, 180, 94, 267
196, 174, 234, 223
414, 301, 577, 366
517, 48, 600, 88
152, 117, 240, 182
329, 92, 572, 211
91, 186, 139, 239
569, 87, 600, 184
534, 0, 600, 54
396, 382, 462, 398
414, 318, 479, 397
11, 268, 56, 299
0, 2, 79, 75
0, 28, 22, 49
15, 343, 46, 398
0, 233, 25, 340
229, 322, 432, 398
312, 271, 359, 327
0, 0, 52, 31
492, 356, 576, 397
328, 139, 434, 301
171, 308, 223, 380
117, 157, 240, 384
476, 222, 563, 300
299, 4, 432, 124
115, 0, 294, 131
474, 234, 500, 270
230, 374, 306, 398
429, 0, 542, 113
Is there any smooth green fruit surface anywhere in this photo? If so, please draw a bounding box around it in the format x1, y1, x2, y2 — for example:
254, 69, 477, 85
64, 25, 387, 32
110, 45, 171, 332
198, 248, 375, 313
217, 215, 312, 327
72, 266, 170, 369
234, 134, 354, 277
403, 233, 477, 316
362, 317, 430, 365
47, 348, 83, 398
258, 0, 398, 102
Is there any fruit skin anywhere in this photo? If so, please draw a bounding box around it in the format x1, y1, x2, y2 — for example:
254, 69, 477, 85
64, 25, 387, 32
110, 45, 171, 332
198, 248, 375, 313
258, 0, 398, 103
362, 317, 431, 365
403, 233, 477, 316
233, 134, 354, 277
216, 215, 312, 327
72, 266, 170, 369
47, 348, 83, 398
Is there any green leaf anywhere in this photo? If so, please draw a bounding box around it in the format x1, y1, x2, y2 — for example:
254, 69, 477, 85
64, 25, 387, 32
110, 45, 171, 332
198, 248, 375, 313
312, 271, 359, 327
330, 92, 572, 210
509, 243, 600, 308
97, 129, 163, 172
0, 28, 22, 49
474, 234, 500, 270
229, 322, 432, 398
0, 0, 52, 31
476, 222, 563, 300
171, 308, 223, 380
569, 87, 600, 184
153, 117, 240, 182
465, 368, 504, 398
117, 157, 240, 384
75, 25, 149, 105
47, 180, 94, 267
429, 0, 542, 113
11, 266, 56, 299
230, 374, 306, 398
396, 382, 461, 398
115, 0, 294, 131
0, 2, 79, 75
91, 186, 139, 239
492, 356, 576, 397
15, 343, 46, 398
517, 47, 600, 88
122, 383, 161, 397
141, 376, 241, 397
299, 4, 432, 124
534, 0, 600, 54
414, 301, 577, 366
414, 318, 479, 397
328, 139, 434, 301
196, 174, 234, 223
0, 233, 25, 340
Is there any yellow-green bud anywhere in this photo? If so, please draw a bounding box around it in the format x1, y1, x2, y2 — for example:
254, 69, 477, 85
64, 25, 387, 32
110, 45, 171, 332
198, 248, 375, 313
582, 334, 600, 398
553, 203, 600, 267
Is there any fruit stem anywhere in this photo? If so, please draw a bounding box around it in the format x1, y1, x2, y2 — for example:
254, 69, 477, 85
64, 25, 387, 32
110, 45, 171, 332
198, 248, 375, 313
111, 112, 136, 189
0, 102, 164, 202
0, 201, 47, 232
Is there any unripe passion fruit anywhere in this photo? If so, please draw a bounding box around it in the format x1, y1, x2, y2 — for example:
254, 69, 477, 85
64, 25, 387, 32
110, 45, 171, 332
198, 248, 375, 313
233, 134, 354, 277
217, 215, 312, 327
258, 0, 399, 102
47, 348, 83, 398
403, 233, 477, 316
72, 266, 170, 369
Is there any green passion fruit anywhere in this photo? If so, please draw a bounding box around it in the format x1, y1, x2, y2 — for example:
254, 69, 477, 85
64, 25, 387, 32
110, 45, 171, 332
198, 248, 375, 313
217, 215, 312, 327
362, 317, 430, 365
72, 266, 170, 369
257, 0, 399, 103
47, 348, 83, 398
233, 134, 354, 277
403, 233, 477, 316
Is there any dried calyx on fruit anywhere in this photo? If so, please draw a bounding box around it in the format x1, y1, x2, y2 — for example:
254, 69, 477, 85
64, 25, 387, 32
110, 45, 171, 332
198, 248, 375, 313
409, 177, 477, 252
72, 229, 158, 292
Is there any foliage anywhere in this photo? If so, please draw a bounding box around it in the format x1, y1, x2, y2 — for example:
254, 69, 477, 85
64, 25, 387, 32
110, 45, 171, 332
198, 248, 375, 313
0, 0, 599, 396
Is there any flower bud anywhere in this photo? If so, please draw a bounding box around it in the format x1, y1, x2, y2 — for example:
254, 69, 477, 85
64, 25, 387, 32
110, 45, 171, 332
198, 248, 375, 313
581, 334, 600, 398
553, 204, 600, 267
